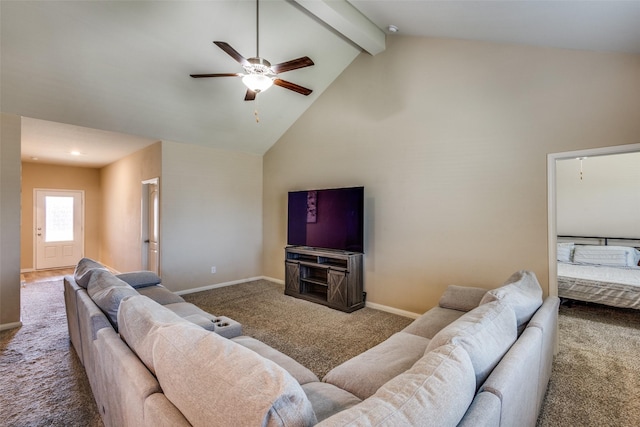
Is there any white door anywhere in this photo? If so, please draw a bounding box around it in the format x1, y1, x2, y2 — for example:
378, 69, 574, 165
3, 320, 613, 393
142, 179, 160, 275
35, 189, 84, 270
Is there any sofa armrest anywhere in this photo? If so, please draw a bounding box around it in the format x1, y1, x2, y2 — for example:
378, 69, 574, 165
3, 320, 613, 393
64, 276, 84, 364
457, 391, 501, 427
479, 327, 542, 427
527, 296, 560, 414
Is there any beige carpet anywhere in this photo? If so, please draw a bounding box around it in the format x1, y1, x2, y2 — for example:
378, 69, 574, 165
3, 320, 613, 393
182, 279, 412, 378
536, 302, 640, 427
0, 280, 102, 427
2, 277, 639, 426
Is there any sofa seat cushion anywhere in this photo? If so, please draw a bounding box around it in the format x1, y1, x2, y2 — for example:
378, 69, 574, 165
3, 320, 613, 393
480, 270, 543, 329
302, 382, 361, 423
232, 336, 319, 385
137, 285, 185, 305
402, 306, 466, 339
118, 296, 317, 427
74, 257, 108, 288
426, 300, 517, 388
86, 269, 138, 329
322, 332, 430, 400
317, 344, 476, 426
438, 285, 488, 312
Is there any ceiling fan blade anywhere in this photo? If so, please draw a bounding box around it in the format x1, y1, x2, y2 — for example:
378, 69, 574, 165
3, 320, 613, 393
244, 90, 257, 101
190, 73, 242, 78
213, 41, 250, 66
271, 57, 314, 74
273, 79, 313, 96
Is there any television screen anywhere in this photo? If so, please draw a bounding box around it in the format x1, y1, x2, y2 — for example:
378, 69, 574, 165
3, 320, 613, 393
287, 186, 364, 253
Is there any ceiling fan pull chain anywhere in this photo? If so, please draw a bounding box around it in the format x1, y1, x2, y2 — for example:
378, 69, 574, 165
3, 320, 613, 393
254, 97, 260, 123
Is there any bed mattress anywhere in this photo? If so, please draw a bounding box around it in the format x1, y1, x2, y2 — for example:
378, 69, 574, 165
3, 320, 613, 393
557, 263, 640, 309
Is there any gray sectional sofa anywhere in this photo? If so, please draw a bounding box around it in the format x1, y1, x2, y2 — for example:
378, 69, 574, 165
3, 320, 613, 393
64, 258, 559, 426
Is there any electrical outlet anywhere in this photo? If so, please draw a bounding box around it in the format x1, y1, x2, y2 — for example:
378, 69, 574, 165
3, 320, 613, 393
211, 266, 216, 274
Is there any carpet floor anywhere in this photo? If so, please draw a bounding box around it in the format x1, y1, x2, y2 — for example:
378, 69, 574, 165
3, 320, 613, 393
536, 302, 640, 427
1, 277, 638, 426
0, 279, 102, 427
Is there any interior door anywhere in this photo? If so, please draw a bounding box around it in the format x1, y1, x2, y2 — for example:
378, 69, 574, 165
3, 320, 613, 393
35, 189, 84, 270
142, 179, 160, 275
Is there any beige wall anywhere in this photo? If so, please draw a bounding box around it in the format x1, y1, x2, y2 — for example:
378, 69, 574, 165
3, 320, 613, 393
263, 36, 640, 314
159, 141, 263, 292
20, 162, 101, 270
1, 113, 22, 328
557, 152, 640, 239
100, 142, 161, 272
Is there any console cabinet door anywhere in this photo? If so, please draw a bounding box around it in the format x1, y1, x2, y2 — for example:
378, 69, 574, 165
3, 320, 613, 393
327, 269, 348, 307
285, 261, 300, 295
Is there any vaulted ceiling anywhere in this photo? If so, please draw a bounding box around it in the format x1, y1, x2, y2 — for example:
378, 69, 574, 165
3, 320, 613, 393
3, 1, 639, 167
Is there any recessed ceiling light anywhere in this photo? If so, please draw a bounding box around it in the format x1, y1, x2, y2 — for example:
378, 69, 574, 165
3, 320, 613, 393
387, 25, 399, 33
31, 156, 39, 161
70, 150, 82, 156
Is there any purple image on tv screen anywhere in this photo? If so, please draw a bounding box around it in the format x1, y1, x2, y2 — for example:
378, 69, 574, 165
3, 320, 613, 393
287, 187, 363, 253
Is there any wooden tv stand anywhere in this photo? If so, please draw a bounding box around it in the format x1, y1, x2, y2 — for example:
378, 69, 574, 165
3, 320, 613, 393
284, 246, 365, 313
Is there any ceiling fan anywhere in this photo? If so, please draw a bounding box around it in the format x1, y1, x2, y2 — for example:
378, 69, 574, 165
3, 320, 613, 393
190, 0, 314, 101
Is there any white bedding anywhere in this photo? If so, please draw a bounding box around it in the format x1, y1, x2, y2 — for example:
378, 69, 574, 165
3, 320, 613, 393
558, 263, 640, 287
557, 262, 640, 309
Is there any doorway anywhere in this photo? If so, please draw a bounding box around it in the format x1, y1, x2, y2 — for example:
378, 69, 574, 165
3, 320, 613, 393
141, 178, 160, 275
34, 189, 84, 270
547, 143, 640, 295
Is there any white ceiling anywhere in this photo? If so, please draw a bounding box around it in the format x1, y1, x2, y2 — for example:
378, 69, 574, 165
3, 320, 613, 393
3, 1, 639, 168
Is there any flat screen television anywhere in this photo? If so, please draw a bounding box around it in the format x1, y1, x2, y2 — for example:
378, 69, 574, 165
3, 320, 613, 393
287, 186, 364, 253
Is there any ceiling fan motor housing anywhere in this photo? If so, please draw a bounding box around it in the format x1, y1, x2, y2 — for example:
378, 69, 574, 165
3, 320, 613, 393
244, 57, 276, 78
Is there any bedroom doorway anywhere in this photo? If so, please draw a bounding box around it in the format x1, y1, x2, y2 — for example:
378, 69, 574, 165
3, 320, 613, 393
547, 143, 640, 296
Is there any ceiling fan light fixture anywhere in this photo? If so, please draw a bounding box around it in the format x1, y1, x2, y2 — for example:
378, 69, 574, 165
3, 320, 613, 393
242, 73, 274, 93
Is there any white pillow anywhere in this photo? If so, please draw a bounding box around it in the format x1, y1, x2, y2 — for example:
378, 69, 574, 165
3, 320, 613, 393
557, 243, 574, 263
572, 245, 637, 267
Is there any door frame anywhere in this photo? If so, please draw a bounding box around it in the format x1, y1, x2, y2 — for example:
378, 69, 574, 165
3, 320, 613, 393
33, 188, 85, 270
547, 142, 640, 297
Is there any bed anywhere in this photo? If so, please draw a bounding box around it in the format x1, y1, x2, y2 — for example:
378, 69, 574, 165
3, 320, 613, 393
556, 236, 640, 310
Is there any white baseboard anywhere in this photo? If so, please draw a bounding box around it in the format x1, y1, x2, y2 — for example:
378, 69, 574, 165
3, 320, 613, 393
0, 321, 23, 332
262, 276, 284, 285
365, 301, 421, 319
175, 276, 420, 319
175, 276, 273, 296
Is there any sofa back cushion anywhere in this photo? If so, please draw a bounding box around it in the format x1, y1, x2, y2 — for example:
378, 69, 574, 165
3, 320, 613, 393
119, 296, 317, 427
322, 332, 430, 400
86, 269, 138, 329
74, 257, 108, 288
480, 270, 543, 328
438, 285, 488, 312
317, 344, 475, 426
425, 301, 517, 388
118, 295, 191, 375
116, 271, 162, 289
